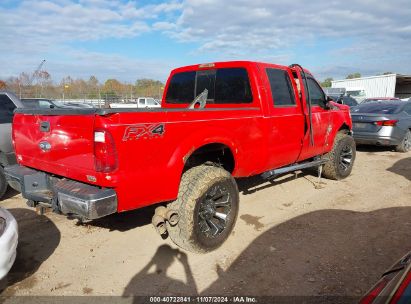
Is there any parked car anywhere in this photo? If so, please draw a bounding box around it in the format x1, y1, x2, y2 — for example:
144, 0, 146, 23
361, 251, 411, 304
0, 207, 18, 280
5, 61, 355, 253
351, 101, 411, 152
0, 91, 23, 199
362, 97, 401, 103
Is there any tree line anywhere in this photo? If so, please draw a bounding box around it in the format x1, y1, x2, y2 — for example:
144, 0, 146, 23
0, 70, 165, 101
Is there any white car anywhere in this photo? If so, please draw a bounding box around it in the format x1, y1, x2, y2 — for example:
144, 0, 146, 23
109, 97, 161, 109
0, 207, 18, 280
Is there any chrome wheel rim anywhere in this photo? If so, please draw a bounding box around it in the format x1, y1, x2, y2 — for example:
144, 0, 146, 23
339, 145, 353, 172
198, 184, 232, 238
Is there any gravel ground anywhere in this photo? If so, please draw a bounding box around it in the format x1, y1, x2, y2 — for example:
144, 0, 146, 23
0, 146, 410, 302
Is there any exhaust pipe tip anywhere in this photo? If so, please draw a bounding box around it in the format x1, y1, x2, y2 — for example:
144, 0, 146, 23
152, 214, 167, 235
166, 209, 179, 226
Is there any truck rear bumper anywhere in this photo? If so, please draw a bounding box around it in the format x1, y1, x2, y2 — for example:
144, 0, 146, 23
4, 165, 117, 220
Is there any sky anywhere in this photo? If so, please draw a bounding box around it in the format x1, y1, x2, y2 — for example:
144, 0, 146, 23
0, 0, 410, 83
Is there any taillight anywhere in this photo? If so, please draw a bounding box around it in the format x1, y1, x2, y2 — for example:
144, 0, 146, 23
94, 130, 118, 173
375, 120, 398, 127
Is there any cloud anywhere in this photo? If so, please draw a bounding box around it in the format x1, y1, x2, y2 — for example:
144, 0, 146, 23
156, 0, 411, 78
0, 0, 182, 81
1, 0, 411, 82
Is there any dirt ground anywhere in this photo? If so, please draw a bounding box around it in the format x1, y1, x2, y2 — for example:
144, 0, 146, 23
0, 147, 410, 301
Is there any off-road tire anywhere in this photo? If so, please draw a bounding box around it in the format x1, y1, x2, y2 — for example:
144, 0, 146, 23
0, 167, 8, 200
395, 130, 411, 153
322, 132, 356, 180
166, 165, 239, 253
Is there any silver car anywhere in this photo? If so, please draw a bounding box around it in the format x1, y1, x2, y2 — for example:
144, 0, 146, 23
351, 101, 411, 152
0, 207, 18, 280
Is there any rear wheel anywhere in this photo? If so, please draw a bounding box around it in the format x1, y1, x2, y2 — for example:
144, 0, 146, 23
396, 130, 411, 153
0, 167, 8, 199
167, 165, 239, 253
322, 132, 356, 180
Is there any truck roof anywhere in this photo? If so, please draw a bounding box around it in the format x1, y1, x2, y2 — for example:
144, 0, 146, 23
171, 60, 312, 76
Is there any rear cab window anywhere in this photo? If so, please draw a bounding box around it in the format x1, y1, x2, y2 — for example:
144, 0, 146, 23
0, 94, 16, 124
165, 66, 253, 106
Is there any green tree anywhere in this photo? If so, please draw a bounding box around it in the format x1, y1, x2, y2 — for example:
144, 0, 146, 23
321, 77, 333, 88
346, 73, 361, 79
135, 79, 164, 98
87, 75, 100, 99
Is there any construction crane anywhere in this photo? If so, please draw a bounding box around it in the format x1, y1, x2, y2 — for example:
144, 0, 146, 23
28, 59, 46, 86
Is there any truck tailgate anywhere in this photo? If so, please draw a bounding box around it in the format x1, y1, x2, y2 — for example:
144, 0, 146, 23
13, 112, 96, 183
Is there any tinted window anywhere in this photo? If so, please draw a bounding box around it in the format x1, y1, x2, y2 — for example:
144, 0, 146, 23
306, 78, 326, 106
165, 68, 252, 104
165, 71, 196, 103
342, 96, 358, 107
266, 68, 296, 106
39, 100, 53, 108
351, 103, 403, 114
196, 70, 216, 99
139, 98, 145, 105
0, 95, 16, 123
214, 68, 252, 103
21, 100, 39, 108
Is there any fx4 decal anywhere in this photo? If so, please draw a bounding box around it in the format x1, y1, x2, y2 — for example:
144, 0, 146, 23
123, 123, 165, 141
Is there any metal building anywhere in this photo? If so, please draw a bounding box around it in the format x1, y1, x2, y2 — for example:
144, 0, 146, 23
331, 74, 411, 101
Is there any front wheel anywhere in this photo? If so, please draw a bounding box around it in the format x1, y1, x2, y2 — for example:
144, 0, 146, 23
396, 130, 411, 153
167, 165, 239, 253
322, 132, 356, 180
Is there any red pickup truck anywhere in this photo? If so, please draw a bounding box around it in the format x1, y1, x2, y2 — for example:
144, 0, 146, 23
5, 61, 355, 253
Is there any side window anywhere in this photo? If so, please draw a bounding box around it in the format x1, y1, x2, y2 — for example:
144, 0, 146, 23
139, 98, 145, 106
0, 95, 16, 124
306, 78, 326, 106
39, 100, 52, 108
266, 68, 296, 107
147, 98, 156, 106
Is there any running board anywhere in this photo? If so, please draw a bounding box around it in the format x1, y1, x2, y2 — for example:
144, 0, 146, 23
261, 158, 328, 180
